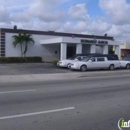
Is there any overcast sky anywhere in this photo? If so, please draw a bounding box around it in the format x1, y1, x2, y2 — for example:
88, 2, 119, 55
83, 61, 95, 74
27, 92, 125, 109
0, 0, 130, 41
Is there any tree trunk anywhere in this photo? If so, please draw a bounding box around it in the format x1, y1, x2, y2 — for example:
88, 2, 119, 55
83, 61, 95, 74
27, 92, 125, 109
20, 43, 23, 57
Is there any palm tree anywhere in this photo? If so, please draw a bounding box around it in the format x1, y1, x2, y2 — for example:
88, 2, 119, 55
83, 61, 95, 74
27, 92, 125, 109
23, 33, 35, 57
12, 33, 24, 57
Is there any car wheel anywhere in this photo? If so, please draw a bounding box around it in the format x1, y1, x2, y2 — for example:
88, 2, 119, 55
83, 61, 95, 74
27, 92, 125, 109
80, 65, 87, 72
67, 63, 70, 68
126, 64, 130, 69
109, 64, 114, 70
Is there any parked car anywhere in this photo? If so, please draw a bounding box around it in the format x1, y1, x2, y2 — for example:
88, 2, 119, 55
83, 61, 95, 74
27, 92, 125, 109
120, 57, 130, 69
57, 53, 101, 68
69, 54, 120, 72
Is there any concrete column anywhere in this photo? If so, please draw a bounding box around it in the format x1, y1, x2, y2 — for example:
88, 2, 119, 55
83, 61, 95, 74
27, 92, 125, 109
76, 44, 82, 54
103, 45, 108, 54
90, 44, 96, 53
115, 45, 119, 57
60, 43, 67, 60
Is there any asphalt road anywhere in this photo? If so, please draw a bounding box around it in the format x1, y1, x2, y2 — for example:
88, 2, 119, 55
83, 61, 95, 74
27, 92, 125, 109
0, 63, 72, 75
0, 75, 130, 130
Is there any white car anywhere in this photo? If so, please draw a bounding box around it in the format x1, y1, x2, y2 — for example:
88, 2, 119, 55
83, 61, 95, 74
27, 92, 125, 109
57, 55, 89, 68
69, 56, 121, 72
120, 57, 130, 69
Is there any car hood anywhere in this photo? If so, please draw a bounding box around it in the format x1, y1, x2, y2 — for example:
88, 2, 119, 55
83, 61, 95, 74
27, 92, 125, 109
59, 59, 75, 63
59, 59, 81, 64
120, 60, 130, 64
120, 60, 130, 63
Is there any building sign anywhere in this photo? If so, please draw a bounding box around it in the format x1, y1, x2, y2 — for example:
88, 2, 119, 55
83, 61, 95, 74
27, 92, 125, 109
81, 39, 108, 45
81, 39, 97, 44
98, 40, 108, 45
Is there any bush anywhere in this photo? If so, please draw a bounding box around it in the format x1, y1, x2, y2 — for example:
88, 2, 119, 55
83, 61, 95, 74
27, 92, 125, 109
53, 60, 58, 65
0, 57, 42, 63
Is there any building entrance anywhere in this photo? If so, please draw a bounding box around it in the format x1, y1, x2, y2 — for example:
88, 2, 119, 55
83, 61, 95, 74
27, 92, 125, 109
67, 46, 76, 58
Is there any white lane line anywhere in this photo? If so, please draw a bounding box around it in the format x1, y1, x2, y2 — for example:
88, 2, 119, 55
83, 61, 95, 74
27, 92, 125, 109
0, 89, 36, 94
0, 107, 75, 120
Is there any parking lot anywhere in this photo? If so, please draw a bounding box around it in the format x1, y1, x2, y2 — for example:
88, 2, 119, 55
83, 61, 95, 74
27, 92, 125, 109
0, 63, 74, 75
0, 62, 127, 76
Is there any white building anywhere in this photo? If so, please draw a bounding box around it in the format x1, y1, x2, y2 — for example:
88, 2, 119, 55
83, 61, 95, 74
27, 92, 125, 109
0, 28, 120, 62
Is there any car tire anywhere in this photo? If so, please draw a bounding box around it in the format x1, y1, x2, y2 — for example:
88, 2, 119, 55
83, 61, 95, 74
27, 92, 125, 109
126, 64, 130, 69
67, 63, 70, 68
109, 64, 114, 70
80, 65, 87, 72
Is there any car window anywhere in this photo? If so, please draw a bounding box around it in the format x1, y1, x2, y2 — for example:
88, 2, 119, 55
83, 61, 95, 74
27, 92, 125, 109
122, 57, 130, 61
77, 56, 82, 61
67, 55, 78, 60
82, 57, 90, 62
97, 57, 105, 62
81, 56, 88, 60
76, 56, 89, 61
90, 58, 96, 62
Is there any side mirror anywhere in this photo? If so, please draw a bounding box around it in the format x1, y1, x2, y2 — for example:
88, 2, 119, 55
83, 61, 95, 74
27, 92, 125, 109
89, 60, 92, 63
75, 58, 78, 61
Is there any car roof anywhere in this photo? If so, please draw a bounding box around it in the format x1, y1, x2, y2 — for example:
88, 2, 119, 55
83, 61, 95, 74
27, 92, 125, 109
88, 54, 119, 60
74, 53, 102, 56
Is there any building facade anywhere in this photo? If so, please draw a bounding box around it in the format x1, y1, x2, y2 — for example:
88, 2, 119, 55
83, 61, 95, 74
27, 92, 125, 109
119, 42, 130, 59
0, 28, 120, 61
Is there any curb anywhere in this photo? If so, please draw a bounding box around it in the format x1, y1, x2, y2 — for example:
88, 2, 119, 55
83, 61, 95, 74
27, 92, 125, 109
0, 70, 130, 83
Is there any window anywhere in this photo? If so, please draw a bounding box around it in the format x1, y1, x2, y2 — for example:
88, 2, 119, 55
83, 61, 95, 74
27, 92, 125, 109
107, 56, 116, 60
97, 57, 105, 62
77, 56, 82, 61
81, 56, 88, 60
90, 58, 96, 62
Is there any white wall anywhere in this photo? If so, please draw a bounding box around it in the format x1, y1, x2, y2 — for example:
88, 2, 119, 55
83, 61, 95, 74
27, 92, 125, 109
5, 32, 120, 61
41, 44, 60, 61
5, 33, 60, 61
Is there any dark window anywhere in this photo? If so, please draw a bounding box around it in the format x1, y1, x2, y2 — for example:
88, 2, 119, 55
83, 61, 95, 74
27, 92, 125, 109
90, 58, 96, 62
77, 56, 82, 61
1, 48, 5, 51
1, 45, 5, 48
1, 54, 5, 56
97, 57, 105, 62
107, 56, 117, 60
1, 36, 5, 39
1, 51, 5, 53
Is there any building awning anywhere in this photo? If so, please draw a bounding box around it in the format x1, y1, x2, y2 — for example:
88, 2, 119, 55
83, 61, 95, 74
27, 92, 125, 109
40, 37, 121, 46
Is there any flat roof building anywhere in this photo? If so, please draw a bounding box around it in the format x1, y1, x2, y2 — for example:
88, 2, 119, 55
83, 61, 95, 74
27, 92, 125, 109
0, 28, 120, 62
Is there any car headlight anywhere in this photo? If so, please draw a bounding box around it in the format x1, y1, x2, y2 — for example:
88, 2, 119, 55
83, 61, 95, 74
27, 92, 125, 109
62, 62, 66, 65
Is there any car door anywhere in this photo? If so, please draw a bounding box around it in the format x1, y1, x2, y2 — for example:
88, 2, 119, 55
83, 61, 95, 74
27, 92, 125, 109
96, 57, 106, 69
87, 57, 97, 69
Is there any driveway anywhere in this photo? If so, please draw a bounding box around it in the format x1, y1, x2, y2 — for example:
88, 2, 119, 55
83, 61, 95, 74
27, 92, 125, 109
0, 63, 73, 75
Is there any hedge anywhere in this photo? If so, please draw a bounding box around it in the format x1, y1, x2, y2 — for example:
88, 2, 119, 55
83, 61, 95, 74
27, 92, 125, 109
53, 60, 58, 65
0, 57, 42, 63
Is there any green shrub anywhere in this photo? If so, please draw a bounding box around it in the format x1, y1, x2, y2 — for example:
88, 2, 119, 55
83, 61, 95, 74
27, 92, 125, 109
0, 57, 42, 63
53, 60, 58, 66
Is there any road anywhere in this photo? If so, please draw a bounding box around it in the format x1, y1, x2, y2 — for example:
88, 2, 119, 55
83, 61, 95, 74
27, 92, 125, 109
0, 75, 130, 130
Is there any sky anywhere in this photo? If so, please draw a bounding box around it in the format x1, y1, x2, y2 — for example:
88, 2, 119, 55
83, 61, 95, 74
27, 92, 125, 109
0, 0, 130, 41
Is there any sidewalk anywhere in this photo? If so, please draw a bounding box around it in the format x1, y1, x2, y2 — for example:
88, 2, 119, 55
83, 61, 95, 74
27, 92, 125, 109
0, 69, 130, 83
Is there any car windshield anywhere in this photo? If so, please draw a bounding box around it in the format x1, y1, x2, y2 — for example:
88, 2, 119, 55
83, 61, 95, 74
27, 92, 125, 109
122, 57, 130, 61
81, 57, 90, 62
67, 55, 78, 60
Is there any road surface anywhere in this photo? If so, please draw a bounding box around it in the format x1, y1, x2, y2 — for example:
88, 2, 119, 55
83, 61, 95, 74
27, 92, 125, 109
0, 75, 130, 130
